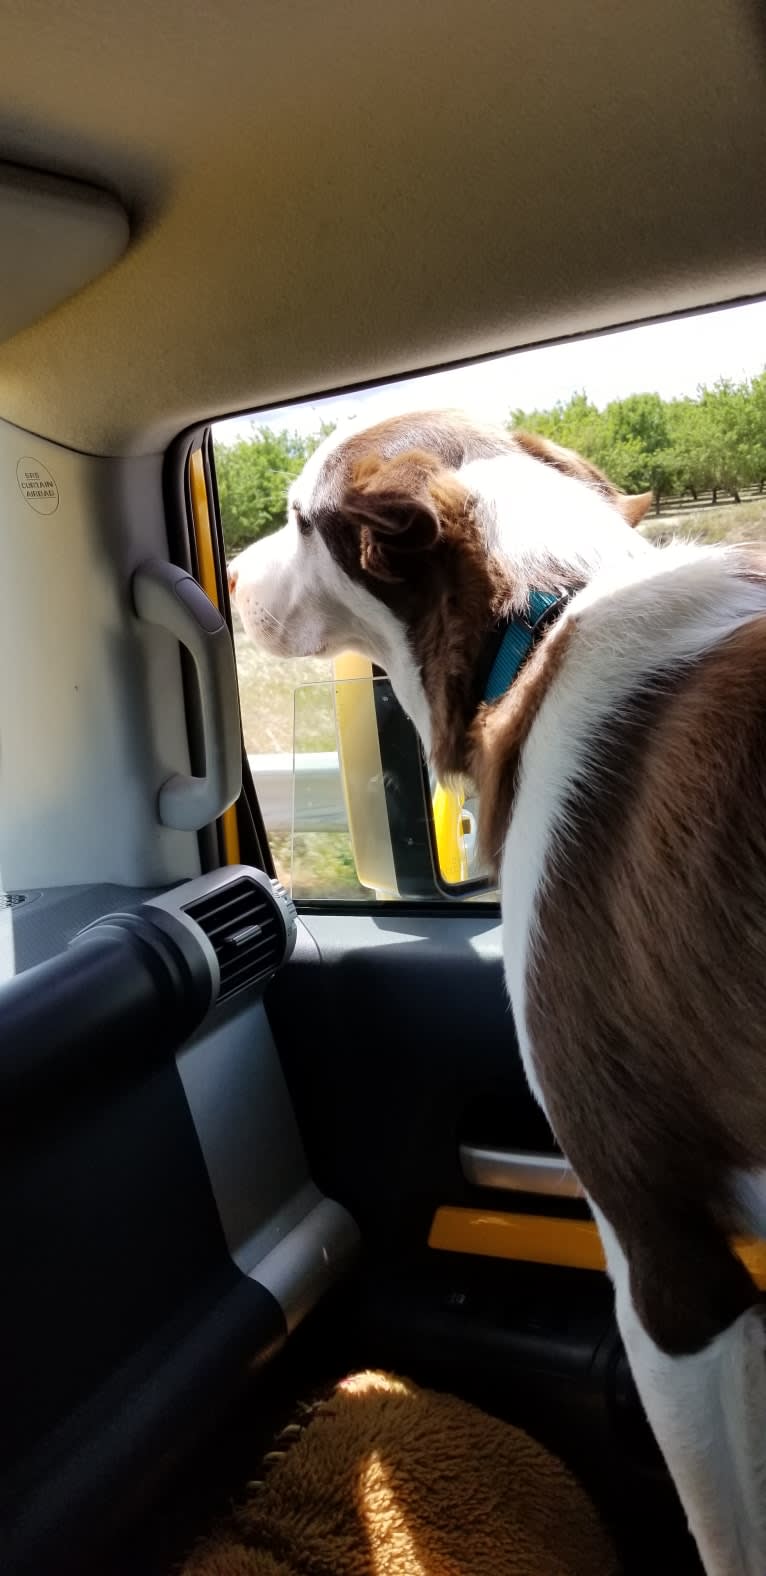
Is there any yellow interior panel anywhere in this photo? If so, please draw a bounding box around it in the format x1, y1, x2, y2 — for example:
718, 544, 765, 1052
189, 447, 241, 865
432, 782, 468, 884
332, 653, 397, 896
428, 1206, 766, 1290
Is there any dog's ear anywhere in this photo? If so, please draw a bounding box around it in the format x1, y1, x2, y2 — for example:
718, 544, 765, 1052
341, 448, 456, 582
617, 490, 653, 528
514, 431, 653, 530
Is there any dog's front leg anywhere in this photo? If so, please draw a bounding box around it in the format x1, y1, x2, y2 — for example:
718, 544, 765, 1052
593, 1205, 766, 1576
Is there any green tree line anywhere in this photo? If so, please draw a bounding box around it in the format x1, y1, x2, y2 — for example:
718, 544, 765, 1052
510, 372, 766, 512
215, 373, 766, 549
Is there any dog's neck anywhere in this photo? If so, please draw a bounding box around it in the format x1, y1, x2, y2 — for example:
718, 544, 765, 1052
414, 563, 581, 784
412, 457, 650, 781
467, 603, 576, 875
474, 589, 573, 708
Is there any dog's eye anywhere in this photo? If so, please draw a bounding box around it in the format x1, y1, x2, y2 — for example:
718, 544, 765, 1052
295, 507, 311, 536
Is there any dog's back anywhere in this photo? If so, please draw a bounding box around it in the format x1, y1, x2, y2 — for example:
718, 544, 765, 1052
500, 540, 766, 1572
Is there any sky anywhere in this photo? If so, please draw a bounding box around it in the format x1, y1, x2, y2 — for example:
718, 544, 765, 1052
215, 298, 766, 445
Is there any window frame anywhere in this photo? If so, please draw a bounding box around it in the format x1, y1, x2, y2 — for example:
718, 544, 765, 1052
164, 423, 275, 881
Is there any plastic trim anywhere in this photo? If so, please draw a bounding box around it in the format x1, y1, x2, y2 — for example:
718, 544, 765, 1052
460, 1143, 583, 1199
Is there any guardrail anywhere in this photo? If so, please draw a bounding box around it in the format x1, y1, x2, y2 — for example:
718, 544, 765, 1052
248, 752, 346, 833
247, 752, 482, 874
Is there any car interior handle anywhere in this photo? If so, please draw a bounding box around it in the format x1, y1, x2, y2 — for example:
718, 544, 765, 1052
132, 557, 242, 831
459, 1142, 583, 1199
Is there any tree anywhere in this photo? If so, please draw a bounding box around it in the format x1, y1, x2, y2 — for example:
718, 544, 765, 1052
511, 390, 672, 508
749, 371, 766, 492
509, 369, 766, 511
510, 392, 608, 463
600, 393, 672, 507
695, 380, 755, 504
663, 400, 698, 497
214, 420, 335, 554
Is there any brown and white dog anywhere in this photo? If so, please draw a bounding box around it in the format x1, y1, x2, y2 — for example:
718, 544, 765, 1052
228, 408, 766, 1575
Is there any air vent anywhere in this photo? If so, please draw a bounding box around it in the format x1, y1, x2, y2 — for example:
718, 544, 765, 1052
182, 874, 295, 1002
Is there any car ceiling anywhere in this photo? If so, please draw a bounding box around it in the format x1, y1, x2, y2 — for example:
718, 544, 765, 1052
0, 0, 764, 457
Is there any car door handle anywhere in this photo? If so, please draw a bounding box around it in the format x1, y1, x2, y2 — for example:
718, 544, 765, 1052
459, 1143, 583, 1199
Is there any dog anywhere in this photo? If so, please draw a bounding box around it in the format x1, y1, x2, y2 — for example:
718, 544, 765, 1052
228, 408, 766, 1574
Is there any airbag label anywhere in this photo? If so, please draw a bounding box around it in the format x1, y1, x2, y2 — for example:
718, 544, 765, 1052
17, 457, 59, 515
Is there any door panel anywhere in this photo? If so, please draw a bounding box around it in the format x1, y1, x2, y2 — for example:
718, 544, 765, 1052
264, 914, 654, 1472
0, 417, 200, 893
267, 912, 569, 1251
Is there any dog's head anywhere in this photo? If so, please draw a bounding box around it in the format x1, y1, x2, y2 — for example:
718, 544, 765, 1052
228, 409, 652, 772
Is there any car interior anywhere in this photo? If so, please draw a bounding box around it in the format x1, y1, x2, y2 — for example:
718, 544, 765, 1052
1, 2, 765, 1573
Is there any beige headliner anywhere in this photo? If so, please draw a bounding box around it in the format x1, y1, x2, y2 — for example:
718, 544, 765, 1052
0, 0, 764, 456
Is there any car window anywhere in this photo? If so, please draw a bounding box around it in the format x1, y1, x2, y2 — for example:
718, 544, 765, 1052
213, 299, 766, 903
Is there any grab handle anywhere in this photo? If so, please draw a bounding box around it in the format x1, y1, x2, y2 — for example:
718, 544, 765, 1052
132, 558, 241, 831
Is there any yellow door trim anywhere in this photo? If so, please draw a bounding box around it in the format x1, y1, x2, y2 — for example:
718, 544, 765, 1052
188, 446, 241, 865
428, 1205, 766, 1290
333, 652, 397, 896
432, 782, 468, 883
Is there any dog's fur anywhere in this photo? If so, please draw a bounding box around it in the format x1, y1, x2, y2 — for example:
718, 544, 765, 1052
229, 408, 766, 1574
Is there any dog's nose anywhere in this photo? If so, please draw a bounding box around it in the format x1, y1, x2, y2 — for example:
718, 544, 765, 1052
227, 563, 239, 595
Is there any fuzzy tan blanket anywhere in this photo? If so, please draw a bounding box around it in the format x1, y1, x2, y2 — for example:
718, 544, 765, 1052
181, 1371, 618, 1576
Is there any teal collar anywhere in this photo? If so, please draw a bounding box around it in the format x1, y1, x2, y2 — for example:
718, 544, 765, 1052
482, 589, 571, 704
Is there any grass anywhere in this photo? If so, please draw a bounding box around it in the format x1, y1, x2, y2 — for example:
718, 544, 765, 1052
640, 495, 766, 546
269, 830, 367, 901
232, 609, 368, 898
233, 609, 334, 756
